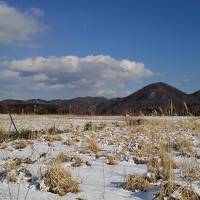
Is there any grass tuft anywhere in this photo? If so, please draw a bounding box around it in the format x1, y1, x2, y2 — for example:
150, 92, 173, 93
43, 166, 80, 196
123, 173, 149, 192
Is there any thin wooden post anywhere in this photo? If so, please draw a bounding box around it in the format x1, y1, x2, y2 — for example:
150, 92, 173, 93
8, 112, 20, 136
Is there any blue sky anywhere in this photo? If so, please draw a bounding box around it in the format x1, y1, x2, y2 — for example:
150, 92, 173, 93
0, 0, 200, 99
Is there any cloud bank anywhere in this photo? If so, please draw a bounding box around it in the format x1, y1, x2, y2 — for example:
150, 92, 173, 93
0, 2, 46, 44
0, 55, 155, 99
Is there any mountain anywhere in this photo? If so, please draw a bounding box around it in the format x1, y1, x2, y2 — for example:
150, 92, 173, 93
0, 82, 200, 115
191, 90, 200, 101
102, 82, 198, 115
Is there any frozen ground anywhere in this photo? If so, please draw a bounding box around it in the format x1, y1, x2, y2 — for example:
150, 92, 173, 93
0, 115, 200, 200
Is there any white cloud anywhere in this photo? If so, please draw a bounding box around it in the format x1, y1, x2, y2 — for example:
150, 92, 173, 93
96, 89, 117, 97
0, 2, 46, 44
0, 70, 19, 78
33, 73, 49, 81
0, 55, 155, 98
32, 82, 65, 91
183, 78, 191, 83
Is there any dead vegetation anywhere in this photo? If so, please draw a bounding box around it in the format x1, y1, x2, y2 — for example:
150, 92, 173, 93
3, 158, 22, 170
179, 186, 200, 200
181, 159, 200, 181
158, 181, 179, 199
43, 134, 63, 142
63, 138, 76, 146
43, 166, 80, 196
123, 173, 150, 192
0, 116, 199, 199
173, 135, 194, 156
71, 156, 82, 167
13, 140, 32, 149
106, 155, 118, 165
78, 135, 101, 155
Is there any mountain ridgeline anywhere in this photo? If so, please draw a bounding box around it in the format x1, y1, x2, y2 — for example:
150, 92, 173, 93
1, 82, 200, 115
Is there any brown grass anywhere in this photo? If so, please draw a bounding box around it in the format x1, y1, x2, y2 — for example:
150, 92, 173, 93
56, 153, 71, 163
126, 117, 146, 127
161, 152, 177, 180
0, 129, 8, 143
179, 186, 200, 200
71, 157, 82, 167
4, 158, 22, 170
63, 138, 76, 146
6, 172, 17, 183
106, 155, 118, 165
181, 159, 200, 181
123, 173, 150, 192
14, 140, 32, 149
43, 166, 80, 196
20, 168, 32, 177
44, 135, 63, 142
147, 157, 161, 183
23, 157, 34, 164
174, 136, 194, 156
159, 181, 179, 199
84, 122, 94, 131
87, 137, 100, 154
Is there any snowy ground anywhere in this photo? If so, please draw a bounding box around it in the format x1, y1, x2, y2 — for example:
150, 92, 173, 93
0, 115, 199, 200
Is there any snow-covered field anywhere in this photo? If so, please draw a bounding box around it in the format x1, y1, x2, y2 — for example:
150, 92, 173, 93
0, 115, 200, 200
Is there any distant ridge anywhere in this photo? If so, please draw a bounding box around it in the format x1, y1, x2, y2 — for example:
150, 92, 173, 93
191, 90, 200, 101
1, 82, 200, 115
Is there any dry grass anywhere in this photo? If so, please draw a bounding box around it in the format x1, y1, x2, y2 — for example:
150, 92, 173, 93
132, 156, 147, 164
43, 166, 80, 196
179, 186, 200, 200
46, 126, 62, 135
13, 140, 32, 149
71, 157, 82, 167
161, 152, 177, 180
0, 129, 7, 143
106, 155, 118, 165
174, 136, 194, 156
125, 117, 146, 127
87, 137, 100, 154
20, 168, 32, 177
56, 153, 71, 163
6, 171, 17, 183
23, 157, 34, 164
0, 116, 199, 198
181, 159, 200, 181
123, 173, 150, 192
44, 135, 63, 142
63, 138, 76, 146
147, 158, 161, 183
79, 146, 91, 154
159, 181, 179, 199
84, 122, 94, 131
4, 158, 22, 170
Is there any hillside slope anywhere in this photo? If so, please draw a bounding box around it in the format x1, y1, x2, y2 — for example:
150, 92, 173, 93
0, 82, 200, 115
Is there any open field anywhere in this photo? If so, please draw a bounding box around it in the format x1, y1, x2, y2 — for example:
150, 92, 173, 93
0, 115, 200, 200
